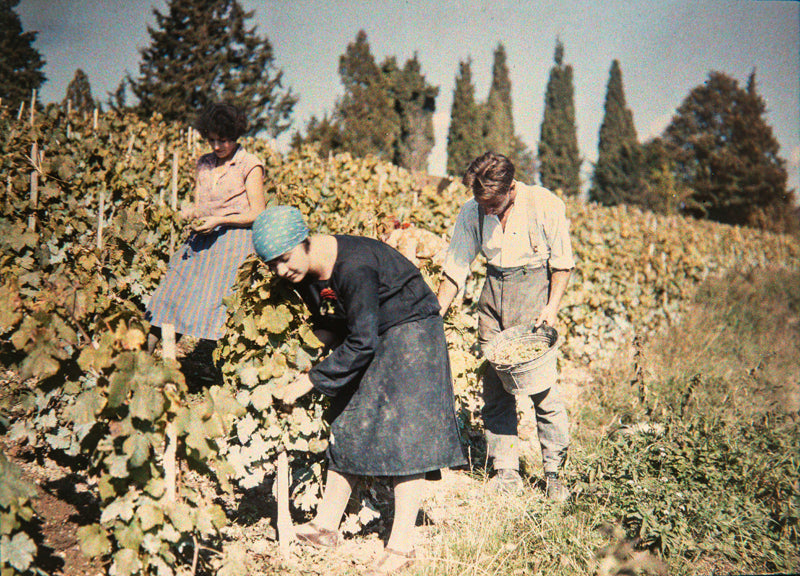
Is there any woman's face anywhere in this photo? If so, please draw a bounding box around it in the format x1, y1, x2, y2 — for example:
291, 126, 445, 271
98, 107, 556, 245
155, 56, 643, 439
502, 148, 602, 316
267, 243, 310, 283
207, 132, 238, 162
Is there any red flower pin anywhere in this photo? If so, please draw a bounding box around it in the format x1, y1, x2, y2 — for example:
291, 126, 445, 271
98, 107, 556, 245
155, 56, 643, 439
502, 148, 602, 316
320, 288, 337, 300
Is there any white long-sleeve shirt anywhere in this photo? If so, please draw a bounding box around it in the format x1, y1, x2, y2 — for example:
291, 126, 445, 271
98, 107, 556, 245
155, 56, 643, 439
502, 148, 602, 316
442, 181, 576, 289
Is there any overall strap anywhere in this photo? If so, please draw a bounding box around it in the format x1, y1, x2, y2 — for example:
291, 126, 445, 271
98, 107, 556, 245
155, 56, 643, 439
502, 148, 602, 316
526, 186, 543, 253
478, 203, 485, 246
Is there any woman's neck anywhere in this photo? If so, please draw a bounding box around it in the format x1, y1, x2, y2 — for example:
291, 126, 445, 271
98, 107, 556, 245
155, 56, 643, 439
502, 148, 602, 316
308, 235, 338, 281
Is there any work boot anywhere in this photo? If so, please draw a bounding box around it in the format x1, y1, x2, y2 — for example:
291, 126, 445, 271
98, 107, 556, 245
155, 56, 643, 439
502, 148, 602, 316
545, 471, 569, 502
488, 468, 524, 493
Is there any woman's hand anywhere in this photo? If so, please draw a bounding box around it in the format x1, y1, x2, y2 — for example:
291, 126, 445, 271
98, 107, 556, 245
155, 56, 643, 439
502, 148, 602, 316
179, 202, 197, 221
192, 215, 222, 234
280, 373, 314, 405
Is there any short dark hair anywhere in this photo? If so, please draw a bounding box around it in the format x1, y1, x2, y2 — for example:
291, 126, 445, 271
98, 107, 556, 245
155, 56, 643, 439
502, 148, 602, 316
195, 103, 248, 141
463, 152, 515, 203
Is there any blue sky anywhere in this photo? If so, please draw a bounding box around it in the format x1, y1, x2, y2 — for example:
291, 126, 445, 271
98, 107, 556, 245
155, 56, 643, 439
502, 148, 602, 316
17, 0, 800, 196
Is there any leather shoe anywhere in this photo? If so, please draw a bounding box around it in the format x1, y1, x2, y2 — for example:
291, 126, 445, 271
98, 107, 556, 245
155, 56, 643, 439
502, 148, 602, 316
294, 521, 340, 548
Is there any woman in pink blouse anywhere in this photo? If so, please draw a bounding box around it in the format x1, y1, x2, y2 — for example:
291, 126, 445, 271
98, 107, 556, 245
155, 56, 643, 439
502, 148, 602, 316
146, 103, 265, 352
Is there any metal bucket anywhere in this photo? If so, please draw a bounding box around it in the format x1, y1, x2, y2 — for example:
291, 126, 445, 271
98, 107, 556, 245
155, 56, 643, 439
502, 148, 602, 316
483, 323, 560, 395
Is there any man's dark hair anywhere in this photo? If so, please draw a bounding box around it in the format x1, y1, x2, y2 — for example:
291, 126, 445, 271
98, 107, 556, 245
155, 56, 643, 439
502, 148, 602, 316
195, 103, 248, 140
463, 152, 516, 203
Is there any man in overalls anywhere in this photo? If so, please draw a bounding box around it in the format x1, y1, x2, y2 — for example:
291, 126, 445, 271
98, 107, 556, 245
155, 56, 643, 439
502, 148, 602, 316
437, 152, 575, 500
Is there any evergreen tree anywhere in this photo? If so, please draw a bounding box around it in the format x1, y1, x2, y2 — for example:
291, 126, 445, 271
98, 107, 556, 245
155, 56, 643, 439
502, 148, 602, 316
481, 44, 536, 183
538, 39, 581, 196
296, 31, 438, 171
483, 43, 514, 155
108, 80, 127, 111
293, 113, 343, 158
663, 70, 794, 230
64, 69, 95, 114
0, 0, 46, 108
589, 60, 643, 206
446, 59, 484, 176
333, 30, 399, 161
638, 137, 691, 215
128, 0, 296, 136
384, 54, 438, 172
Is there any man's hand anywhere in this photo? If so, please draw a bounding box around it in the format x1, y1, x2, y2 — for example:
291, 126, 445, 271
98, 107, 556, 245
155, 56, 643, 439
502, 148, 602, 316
436, 275, 459, 317
280, 373, 314, 405
535, 305, 559, 328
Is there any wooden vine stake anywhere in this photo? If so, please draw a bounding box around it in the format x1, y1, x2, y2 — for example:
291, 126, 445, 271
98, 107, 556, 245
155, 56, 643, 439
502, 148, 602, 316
92, 107, 98, 132
171, 150, 179, 210
277, 450, 294, 553
96, 186, 105, 250
28, 142, 38, 231
29, 89, 36, 128
157, 143, 166, 206
169, 150, 179, 256
161, 323, 178, 504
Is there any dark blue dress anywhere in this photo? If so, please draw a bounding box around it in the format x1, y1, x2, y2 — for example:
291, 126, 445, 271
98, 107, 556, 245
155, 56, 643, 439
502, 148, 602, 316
298, 235, 465, 477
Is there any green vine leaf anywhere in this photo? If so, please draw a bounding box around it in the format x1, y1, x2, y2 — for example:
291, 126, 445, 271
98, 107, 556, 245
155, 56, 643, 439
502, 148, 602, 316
77, 523, 112, 558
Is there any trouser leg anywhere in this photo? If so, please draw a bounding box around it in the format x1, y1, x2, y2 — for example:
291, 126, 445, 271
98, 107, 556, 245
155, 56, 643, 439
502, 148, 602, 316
530, 386, 570, 474
482, 364, 519, 470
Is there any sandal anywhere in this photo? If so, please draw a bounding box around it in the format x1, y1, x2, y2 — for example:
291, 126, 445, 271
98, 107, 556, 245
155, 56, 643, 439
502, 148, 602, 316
294, 521, 340, 548
365, 548, 417, 575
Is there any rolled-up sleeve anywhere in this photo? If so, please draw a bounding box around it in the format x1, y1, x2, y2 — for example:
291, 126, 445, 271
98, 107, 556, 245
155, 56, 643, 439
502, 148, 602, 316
442, 201, 482, 289
544, 197, 575, 270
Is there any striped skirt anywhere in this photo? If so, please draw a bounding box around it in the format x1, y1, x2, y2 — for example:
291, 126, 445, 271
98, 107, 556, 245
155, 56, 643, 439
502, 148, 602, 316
145, 227, 253, 340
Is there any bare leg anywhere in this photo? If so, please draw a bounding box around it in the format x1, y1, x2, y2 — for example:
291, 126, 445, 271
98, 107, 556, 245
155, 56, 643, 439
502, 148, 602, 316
147, 332, 159, 354
298, 469, 357, 533
386, 473, 425, 553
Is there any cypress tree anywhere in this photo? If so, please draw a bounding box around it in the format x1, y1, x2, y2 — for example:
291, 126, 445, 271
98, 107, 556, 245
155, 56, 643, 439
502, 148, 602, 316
385, 54, 438, 172
297, 31, 438, 171
128, 0, 297, 136
481, 44, 536, 183
538, 39, 581, 196
331, 30, 399, 161
446, 59, 484, 177
0, 0, 46, 108
483, 43, 514, 155
663, 70, 794, 231
589, 60, 642, 205
64, 69, 95, 114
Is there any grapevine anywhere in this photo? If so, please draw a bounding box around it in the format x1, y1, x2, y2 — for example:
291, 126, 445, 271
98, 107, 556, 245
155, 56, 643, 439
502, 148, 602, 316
0, 101, 798, 575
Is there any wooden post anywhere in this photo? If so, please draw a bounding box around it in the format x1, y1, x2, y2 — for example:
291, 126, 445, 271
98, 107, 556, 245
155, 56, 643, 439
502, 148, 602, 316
157, 142, 166, 205
92, 108, 98, 131
277, 450, 295, 552
96, 186, 105, 250
29, 89, 36, 128
17, 101, 24, 121
28, 142, 38, 231
67, 99, 72, 116
169, 150, 179, 256
171, 150, 179, 210
125, 134, 136, 159
161, 323, 178, 503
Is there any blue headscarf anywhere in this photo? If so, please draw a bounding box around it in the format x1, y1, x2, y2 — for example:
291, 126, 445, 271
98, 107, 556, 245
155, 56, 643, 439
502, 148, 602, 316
252, 206, 309, 262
